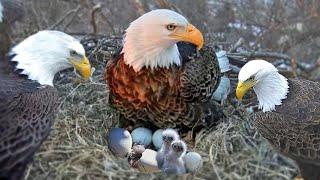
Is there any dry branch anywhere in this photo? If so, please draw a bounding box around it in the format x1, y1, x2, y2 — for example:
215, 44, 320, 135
129, 0, 145, 15
91, 3, 102, 34
227, 51, 291, 61
48, 5, 81, 30
228, 38, 245, 53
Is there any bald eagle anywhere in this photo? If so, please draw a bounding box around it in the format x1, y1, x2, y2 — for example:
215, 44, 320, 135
236, 60, 320, 180
0, 4, 92, 178
105, 9, 223, 136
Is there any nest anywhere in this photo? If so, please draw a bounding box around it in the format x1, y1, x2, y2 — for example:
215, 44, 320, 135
26, 35, 300, 180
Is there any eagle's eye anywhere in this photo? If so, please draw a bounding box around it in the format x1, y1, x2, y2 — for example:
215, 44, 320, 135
70, 50, 78, 56
245, 76, 254, 82
166, 24, 177, 31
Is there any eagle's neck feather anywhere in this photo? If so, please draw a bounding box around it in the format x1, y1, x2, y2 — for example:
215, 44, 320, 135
10, 54, 71, 86
122, 30, 181, 72
254, 70, 289, 112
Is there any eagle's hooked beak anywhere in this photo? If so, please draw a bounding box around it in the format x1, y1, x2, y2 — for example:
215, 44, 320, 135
69, 56, 92, 80
169, 23, 204, 50
236, 79, 256, 101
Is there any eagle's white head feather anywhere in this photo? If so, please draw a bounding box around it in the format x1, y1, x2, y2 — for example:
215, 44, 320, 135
10, 30, 92, 86
237, 60, 289, 112
122, 9, 203, 72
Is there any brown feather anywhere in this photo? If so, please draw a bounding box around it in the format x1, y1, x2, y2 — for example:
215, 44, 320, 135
0, 77, 59, 179
253, 79, 320, 180
105, 43, 222, 131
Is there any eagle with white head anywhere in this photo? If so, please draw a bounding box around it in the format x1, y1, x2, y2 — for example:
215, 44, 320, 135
236, 60, 320, 180
0, 30, 92, 179
10, 30, 91, 85
106, 9, 223, 136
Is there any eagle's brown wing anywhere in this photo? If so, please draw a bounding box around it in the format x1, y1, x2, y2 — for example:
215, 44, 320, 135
180, 44, 221, 102
253, 79, 320, 178
0, 76, 58, 179
105, 43, 222, 129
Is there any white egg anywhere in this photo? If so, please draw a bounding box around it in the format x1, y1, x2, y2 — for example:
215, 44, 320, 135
152, 129, 164, 150
137, 149, 161, 173
131, 127, 152, 147
183, 152, 203, 173
107, 128, 132, 158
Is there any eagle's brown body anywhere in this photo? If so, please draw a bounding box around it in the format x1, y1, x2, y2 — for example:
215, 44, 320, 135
253, 79, 320, 180
0, 2, 59, 179
0, 77, 58, 179
106, 43, 223, 131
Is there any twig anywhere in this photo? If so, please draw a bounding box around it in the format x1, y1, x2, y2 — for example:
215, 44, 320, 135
290, 58, 297, 77
228, 38, 245, 53
227, 51, 291, 61
48, 5, 81, 30
154, 0, 182, 14
100, 12, 117, 36
63, 6, 82, 31
129, 0, 145, 15
91, 3, 102, 34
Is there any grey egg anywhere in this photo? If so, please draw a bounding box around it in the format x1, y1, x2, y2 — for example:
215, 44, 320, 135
183, 152, 203, 173
131, 127, 153, 147
152, 129, 164, 150
107, 128, 132, 158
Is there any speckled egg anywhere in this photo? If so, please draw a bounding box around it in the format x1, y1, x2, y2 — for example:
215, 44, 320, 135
107, 128, 132, 158
131, 127, 153, 147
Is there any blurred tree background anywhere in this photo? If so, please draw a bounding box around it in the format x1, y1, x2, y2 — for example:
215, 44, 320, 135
12, 0, 320, 66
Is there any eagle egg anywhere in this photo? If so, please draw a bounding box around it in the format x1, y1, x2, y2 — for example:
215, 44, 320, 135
136, 149, 161, 173
131, 127, 152, 147
152, 129, 164, 150
183, 152, 203, 173
107, 128, 132, 158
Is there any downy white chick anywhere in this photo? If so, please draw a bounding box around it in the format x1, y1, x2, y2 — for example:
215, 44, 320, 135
156, 128, 179, 169
162, 140, 187, 175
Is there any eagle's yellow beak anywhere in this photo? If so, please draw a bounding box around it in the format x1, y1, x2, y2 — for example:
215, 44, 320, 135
170, 23, 204, 50
236, 80, 256, 101
69, 56, 92, 80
